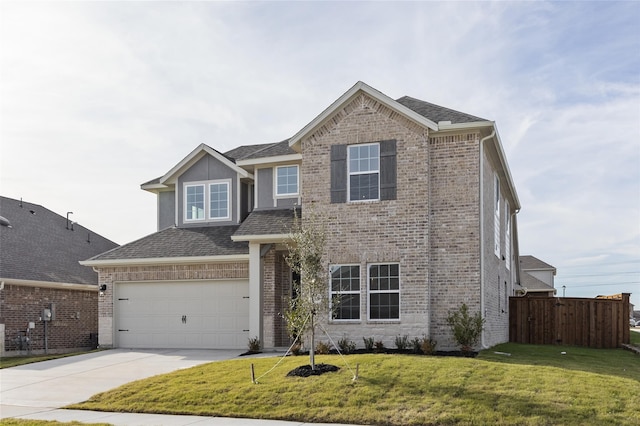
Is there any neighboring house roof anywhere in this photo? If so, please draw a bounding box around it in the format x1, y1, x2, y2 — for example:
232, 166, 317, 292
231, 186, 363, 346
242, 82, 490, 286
520, 272, 556, 294
520, 255, 557, 273
232, 208, 298, 242
83, 226, 248, 265
0, 196, 118, 285
395, 96, 487, 124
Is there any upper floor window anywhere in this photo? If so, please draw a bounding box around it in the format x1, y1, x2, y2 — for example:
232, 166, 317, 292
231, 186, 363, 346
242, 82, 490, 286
494, 174, 500, 257
505, 201, 511, 270
330, 265, 360, 321
185, 184, 205, 220
331, 140, 396, 204
348, 143, 380, 201
209, 182, 229, 219
275, 165, 299, 196
368, 263, 400, 321
184, 180, 230, 222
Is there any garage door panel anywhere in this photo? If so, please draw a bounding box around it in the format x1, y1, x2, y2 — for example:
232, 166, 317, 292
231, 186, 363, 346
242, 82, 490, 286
116, 280, 249, 349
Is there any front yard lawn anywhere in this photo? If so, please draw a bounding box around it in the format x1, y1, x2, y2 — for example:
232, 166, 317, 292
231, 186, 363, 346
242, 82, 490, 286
70, 343, 639, 425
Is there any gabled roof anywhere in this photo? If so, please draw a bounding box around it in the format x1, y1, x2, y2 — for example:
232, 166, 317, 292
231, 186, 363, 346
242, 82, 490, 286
82, 226, 248, 266
0, 196, 118, 285
288, 81, 441, 149
142, 144, 254, 191
520, 255, 556, 273
395, 96, 487, 124
231, 208, 298, 242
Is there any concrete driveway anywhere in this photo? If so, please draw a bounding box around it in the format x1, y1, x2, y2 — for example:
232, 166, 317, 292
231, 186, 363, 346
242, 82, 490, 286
1, 349, 353, 425
1, 349, 243, 409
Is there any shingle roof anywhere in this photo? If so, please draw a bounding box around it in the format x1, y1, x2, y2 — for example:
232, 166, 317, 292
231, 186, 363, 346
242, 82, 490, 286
233, 208, 298, 237
89, 226, 248, 261
396, 96, 487, 124
521, 272, 556, 293
520, 255, 556, 271
0, 196, 118, 285
224, 139, 295, 161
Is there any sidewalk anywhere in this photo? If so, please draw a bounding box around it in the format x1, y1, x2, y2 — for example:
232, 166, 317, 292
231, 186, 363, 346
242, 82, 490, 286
1, 405, 351, 426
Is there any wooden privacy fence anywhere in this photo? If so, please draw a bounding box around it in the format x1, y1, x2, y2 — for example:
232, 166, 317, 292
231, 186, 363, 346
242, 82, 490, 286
509, 293, 630, 348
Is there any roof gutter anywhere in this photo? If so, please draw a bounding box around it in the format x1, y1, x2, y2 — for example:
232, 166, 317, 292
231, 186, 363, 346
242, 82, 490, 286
479, 128, 495, 350
80, 254, 250, 268
0, 278, 98, 292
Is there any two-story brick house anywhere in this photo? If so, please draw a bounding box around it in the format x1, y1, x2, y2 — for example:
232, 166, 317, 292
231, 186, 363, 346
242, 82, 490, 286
82, 81, 520, 351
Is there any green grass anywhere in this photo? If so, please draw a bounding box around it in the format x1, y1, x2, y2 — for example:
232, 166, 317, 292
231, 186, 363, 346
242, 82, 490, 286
630, 329, 640, 347
70, 344, 640, 425
0, 351, 101, 369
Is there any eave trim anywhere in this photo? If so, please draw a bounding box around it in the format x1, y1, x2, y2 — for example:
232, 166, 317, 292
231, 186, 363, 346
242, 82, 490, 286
80, 254, 250, 268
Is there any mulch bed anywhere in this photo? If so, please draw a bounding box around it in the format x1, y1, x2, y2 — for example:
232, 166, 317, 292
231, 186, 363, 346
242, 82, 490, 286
287, 363, 340, 377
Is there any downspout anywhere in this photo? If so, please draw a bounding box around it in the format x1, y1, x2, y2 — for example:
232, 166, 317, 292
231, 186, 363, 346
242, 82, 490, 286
479, 129, 495, 349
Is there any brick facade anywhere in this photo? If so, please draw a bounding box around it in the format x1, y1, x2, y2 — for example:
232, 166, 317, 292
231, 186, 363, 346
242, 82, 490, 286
296, 93, 511, 350
0, 283, 98, 355
96, 262, 248, 347
262, 248, 292, 348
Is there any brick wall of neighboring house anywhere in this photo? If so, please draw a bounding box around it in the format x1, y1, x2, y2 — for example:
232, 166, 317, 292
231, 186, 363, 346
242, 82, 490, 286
0, 283, 98, 356
96, 262, 248, 347
301, 93, 433, 348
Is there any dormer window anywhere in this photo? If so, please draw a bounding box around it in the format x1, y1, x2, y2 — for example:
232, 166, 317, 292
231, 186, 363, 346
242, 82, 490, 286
275, 165, 299, 196
185, 179, 231, 222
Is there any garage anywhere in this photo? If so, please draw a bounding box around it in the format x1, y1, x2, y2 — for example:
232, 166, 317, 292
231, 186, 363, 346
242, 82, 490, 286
115, 280, 250, 349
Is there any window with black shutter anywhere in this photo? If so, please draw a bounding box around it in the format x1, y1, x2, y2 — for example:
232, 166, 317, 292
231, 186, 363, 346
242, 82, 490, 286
330, 140, 396, 203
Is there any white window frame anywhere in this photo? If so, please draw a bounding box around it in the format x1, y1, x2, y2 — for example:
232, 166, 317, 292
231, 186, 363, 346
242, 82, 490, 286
494, 174, 500, 257
367, 263, 400, 321
184, 183, 206, 222
505, 201, 511, 270
348, 143, 380, 202
209, 180, 231, 220
183, 179, 231, 223
274, 165, 299, 197
329, 264, 361, 322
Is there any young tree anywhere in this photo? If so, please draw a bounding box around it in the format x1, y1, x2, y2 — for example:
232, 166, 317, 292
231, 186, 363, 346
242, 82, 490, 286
285, 208, 327, 370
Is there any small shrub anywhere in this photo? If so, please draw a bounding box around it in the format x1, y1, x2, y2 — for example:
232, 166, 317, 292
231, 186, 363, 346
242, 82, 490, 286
411, 337, 422, 354
290, 342, 302, 356
315, 341, 331, 354
338, 336, 356, 354
420, 336, 437, 355
394, 335, 409, 351
363, 337, 374, 351
247, 336, 261, 352
446, 303, 485, 352
374, 340, 385, 353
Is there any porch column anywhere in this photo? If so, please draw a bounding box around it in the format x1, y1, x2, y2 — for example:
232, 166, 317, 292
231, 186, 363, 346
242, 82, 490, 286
248, 242, 262, 346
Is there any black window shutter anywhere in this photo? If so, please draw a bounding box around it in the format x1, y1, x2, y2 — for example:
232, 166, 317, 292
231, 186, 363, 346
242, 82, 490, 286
330, 144, 347, 203
380, 139, 397, 200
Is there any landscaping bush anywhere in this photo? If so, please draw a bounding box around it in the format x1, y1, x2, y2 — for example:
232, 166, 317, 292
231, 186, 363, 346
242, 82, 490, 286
446, 303, 484, 352
337, 336, 356, 354
363, 337, 374, 351
247, 336, 261, 352
394, 335, 409, 351
315, 341, 331, 354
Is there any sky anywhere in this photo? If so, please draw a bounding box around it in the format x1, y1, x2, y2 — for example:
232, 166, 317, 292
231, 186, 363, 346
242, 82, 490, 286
1, 1, 639, 307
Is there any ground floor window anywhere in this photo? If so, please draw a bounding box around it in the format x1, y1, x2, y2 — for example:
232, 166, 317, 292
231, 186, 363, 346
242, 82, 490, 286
330, 265, 360, 320
368, 263, 400, 320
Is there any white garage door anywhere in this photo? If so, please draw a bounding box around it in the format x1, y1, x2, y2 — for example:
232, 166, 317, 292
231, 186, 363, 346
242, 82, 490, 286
115, 280, 250, 349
